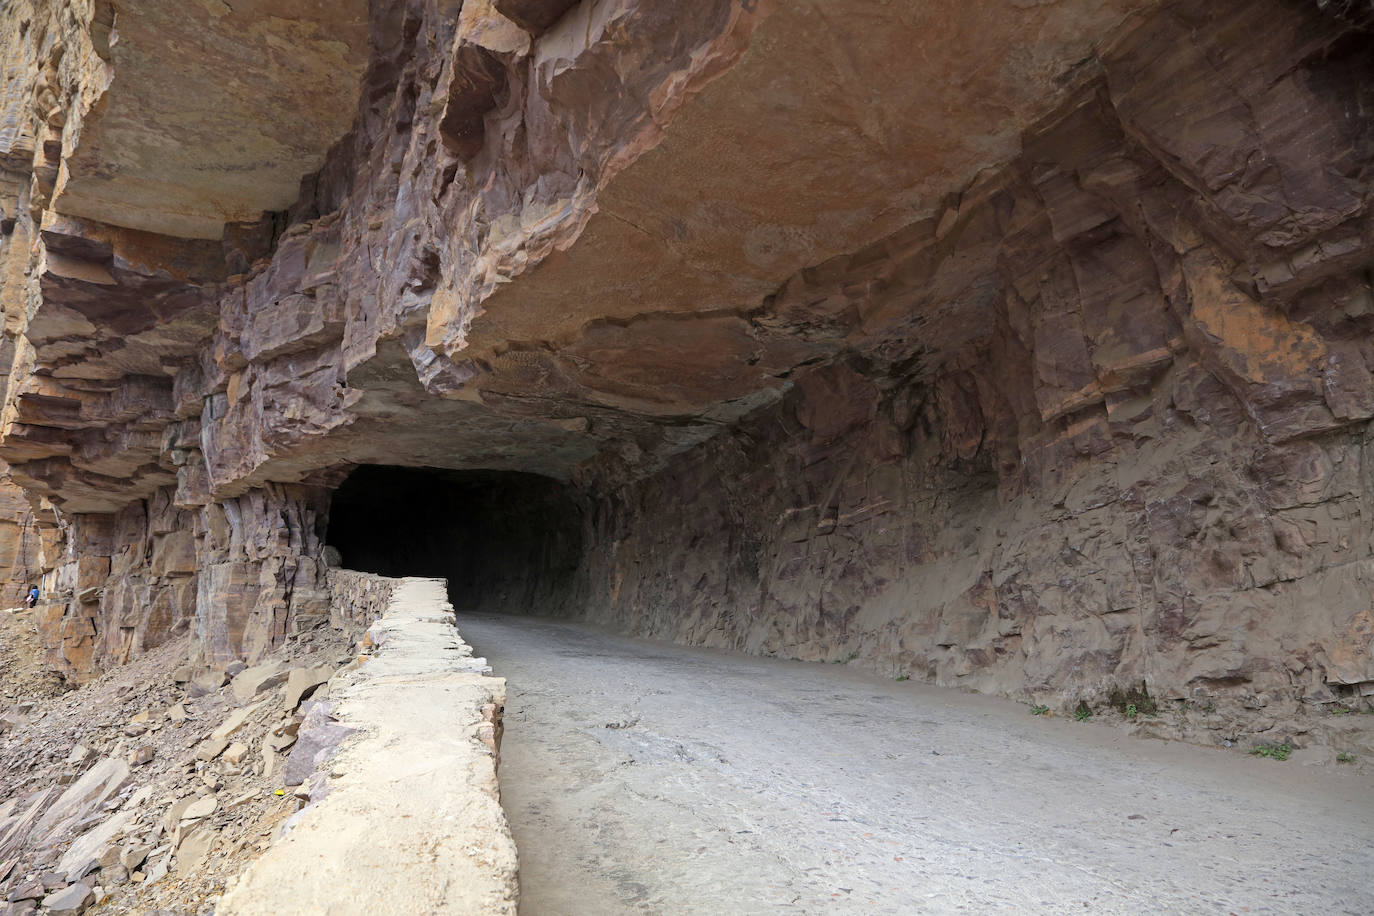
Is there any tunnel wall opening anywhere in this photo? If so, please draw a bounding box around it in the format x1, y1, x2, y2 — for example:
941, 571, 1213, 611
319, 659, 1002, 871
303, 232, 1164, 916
326, 466, 586, 615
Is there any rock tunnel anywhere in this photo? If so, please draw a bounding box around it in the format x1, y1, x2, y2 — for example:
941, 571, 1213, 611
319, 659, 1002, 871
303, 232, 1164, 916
1, 0, 1370, 743
324, 466, 585, 615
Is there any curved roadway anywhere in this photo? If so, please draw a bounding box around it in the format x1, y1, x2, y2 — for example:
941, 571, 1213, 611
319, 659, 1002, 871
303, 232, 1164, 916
457, 614, 1374, 915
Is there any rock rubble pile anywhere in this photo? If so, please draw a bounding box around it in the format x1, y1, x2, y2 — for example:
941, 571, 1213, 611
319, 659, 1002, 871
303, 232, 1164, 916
0, 612, 363, 915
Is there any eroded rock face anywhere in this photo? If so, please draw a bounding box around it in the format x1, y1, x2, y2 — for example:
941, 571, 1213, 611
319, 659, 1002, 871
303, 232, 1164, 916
0, 0, 1370, 747
577, 0, 1374, 723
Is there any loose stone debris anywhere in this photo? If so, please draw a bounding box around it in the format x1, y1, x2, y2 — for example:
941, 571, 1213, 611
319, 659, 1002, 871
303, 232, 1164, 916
0, 603, 369, 915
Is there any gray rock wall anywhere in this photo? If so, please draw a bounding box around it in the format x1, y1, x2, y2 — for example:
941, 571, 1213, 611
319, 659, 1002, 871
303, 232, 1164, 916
570, 1, 1374, 744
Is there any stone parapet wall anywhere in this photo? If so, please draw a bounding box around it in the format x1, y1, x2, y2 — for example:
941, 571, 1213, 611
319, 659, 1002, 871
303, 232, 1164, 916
218, 577, 517, 916
326, 568, 399, 640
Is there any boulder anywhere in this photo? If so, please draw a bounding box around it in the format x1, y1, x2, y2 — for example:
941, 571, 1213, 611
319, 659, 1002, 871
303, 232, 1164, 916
0, 710, 24, 735
194, 736, 229, 762
211, 702, 261, 741
187, 669, 229, 699
55, 810, 134, 879
5, 880, 43, 902
282, 664, 335, 712
119, 844, 148, 870
174, 826, 216, 874
230, 664, 289, 704
179, 795, 217, 823
30, 759, 131, 845
143, 854, 169, 884
39, 883, 93, 916
121, 712, 149, 737
282, 702, 356, 788
223, 741, 249, 766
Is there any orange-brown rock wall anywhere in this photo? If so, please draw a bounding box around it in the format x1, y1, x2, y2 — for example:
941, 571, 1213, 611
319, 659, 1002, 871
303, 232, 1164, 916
30, 482, 331, 683
33, 492, 194, 681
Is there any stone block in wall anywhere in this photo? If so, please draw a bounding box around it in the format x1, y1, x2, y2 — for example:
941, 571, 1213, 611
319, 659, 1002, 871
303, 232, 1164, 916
150, 530, 197, 576
494, 0, 578, 33
147, 486, 191, 535
39, 527, 64, 568
1327, 609, 1374, 687
175, 451, 212, 508
29, 602, 102, 683
74, 556, 110, 591
287, 557, 331, 634
57, 636, 97, 683
141, 578, 196, 651
98, 577, 139, 632
242, 293, 346, 363
327, 569, 398, 639
55, 556, 111, 597
197, 562, 263, 665
58, 613, 95, 640
68, 516, 116, 557
34, 602, 66, 650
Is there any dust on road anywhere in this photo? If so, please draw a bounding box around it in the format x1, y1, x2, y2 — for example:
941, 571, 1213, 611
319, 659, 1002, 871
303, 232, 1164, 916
458, 614, 1373, 916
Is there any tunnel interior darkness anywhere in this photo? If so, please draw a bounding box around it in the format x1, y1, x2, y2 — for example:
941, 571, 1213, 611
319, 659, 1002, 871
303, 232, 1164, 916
325, 465, 585, 614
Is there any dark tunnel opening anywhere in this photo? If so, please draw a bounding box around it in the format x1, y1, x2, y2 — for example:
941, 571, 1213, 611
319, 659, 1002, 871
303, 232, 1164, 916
325, 465, 585, 614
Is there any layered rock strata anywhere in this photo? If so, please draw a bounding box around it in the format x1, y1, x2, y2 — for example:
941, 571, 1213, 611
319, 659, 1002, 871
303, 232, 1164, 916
0, 0, 1370, 749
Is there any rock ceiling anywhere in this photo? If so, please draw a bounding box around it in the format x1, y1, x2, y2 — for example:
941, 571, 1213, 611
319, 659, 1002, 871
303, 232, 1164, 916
2, 0, 1162, 511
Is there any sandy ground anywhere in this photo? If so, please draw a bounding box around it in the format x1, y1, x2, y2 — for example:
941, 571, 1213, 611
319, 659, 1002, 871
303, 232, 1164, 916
457, 613, 1374, 916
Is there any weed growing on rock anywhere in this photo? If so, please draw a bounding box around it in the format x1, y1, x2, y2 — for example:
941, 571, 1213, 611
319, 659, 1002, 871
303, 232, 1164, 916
1030, 704, 1049, 716
1074, 701, 1092, 722
1251, 742, 1292, 761
1337, 751, 1355, 764
1107, 683, 1157, 718
894, 674, 910, 681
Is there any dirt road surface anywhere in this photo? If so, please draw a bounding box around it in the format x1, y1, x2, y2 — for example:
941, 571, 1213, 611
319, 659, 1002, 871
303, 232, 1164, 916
457, 614, 1373, 916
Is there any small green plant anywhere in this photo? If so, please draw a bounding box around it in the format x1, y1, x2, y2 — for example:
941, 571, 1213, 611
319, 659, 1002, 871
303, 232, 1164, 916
894, 674, 910, 681
1107, 682, 1157, 717
1328, 706, 1351, 717
1030, 704, 1050, 716
1251, 742, 1292, 761
1074, 701, 1093, 722
832, 651, 858, 664
1336, 751, 1355, 764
